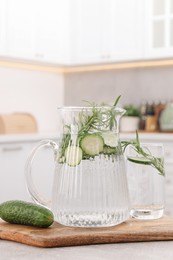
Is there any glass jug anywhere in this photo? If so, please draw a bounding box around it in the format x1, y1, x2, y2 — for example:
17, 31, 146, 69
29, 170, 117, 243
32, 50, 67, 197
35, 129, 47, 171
25, 106, 130, 227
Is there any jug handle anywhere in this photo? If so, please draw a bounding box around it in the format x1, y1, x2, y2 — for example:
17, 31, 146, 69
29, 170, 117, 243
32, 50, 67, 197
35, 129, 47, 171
25, 139, 59, 209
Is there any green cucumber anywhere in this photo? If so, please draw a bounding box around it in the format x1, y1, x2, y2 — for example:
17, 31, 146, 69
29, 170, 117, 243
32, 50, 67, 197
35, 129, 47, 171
65, 145, 83, 166
80, 134, 104, 156
0, 200, 54, 228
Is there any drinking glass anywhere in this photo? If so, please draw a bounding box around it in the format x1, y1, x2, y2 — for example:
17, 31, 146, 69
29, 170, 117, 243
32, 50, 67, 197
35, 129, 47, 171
126, 143, 165, 220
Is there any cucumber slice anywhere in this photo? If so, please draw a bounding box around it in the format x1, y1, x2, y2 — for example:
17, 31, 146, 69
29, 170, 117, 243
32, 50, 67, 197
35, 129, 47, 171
65, 146, 83, 166
80, 134, 104, 156
101, 132, 118, 147
127, 156, 151, 165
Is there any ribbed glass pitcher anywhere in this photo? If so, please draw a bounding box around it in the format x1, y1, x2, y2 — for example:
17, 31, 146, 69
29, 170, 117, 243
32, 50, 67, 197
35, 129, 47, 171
25, 106, 130, 227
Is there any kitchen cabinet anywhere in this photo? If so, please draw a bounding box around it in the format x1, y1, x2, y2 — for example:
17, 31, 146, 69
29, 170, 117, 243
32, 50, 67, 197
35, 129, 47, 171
0, 142, 32, 203
2, 0, 173, 66
32, 0, 68, 64
106, 0, 144, 62
0, 0, 144, 65
69, 0, 143, 64
5, 0, 34, 59
0, 137, 57, 204
144, 0, 173, 58
3, 0, 68, 63
69, 0, 105, 64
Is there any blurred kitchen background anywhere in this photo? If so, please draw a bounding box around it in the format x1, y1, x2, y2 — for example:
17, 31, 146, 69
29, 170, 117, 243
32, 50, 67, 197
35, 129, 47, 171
0, 0, 173, 133
1, 0, 173, 214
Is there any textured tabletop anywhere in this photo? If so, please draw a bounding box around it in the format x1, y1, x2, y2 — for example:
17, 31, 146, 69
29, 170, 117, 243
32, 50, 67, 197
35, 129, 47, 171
1, 240, 173, 260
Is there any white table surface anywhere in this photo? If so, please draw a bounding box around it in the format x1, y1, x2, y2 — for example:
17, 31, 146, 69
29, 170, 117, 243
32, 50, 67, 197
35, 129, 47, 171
1, 240, 173, 260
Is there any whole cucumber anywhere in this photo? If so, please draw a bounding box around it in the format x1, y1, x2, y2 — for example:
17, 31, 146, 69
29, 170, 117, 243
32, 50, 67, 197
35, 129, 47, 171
0, 200, 54, 228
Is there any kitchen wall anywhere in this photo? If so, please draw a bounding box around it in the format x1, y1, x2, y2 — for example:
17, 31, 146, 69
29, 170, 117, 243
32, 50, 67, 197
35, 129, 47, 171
0, 66, 64, 133
0, 64, 173, 133
64, 66, 173, 106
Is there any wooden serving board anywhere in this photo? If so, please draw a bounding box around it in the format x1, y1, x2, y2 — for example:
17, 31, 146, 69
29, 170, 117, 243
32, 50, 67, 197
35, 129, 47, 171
1, 216, 173, 248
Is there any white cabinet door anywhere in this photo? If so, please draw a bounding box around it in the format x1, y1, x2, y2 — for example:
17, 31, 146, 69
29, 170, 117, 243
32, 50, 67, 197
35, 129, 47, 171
69, 0, 143, 64
144, 0, 173, 58
5, 0, 69, 63
69, 0, 104, 64
33, 0, 69, 64
0, 142, 32, 203
5, 0, 34, 59
0, 140, 56, 205
0, 0, 7, 55
109, 0, 144, 61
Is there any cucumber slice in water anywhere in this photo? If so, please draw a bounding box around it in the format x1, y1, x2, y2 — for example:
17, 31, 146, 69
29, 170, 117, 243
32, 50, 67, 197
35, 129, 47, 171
101, 132, 118, 147
80, 134, 104, 156
127, 156, 151, 165
65, 146, 83, 166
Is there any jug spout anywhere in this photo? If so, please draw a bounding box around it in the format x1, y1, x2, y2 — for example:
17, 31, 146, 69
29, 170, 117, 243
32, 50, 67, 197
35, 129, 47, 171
115, 107, 126, 118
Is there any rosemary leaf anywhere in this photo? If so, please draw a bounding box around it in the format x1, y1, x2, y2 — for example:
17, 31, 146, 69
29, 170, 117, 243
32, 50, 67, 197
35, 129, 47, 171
121, 132, 165, 176
113, 95, 121, 107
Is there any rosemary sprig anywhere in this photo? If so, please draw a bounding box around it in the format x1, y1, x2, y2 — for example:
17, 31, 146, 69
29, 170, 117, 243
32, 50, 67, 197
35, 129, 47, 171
78, 95, 122, 134
121, 131, 165, 176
